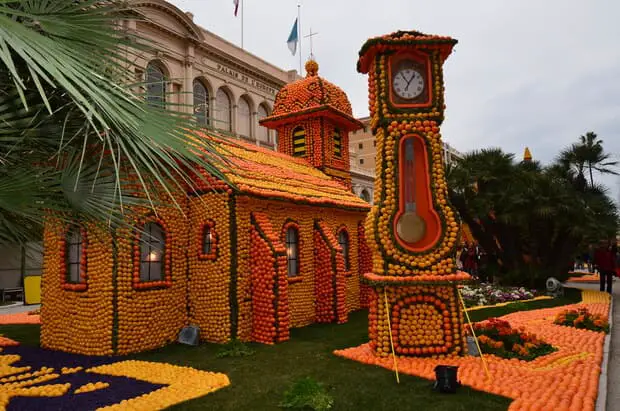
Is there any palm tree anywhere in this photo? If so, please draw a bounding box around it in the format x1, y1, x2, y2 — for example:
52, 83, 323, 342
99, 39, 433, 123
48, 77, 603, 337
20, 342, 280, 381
0, 1, 231, 244
579, 132, 619, 186
448, 147, 619, 287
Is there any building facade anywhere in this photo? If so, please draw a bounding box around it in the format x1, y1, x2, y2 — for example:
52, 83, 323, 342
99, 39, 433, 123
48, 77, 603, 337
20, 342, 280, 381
125, 0, 300, 149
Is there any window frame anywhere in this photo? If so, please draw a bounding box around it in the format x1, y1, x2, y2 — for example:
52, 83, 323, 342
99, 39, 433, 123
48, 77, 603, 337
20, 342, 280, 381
257, 104, 270, 143
198, 220, 218, 261
337, 228, 352, 274
215, 88, 232, 132
237, 96, 252, 138
133, 218, 172, 290
291, 127, 306, 157
282, 222, 302, 282
145, 61, 166, 108
333, 128, 343, 158
62, 224, 88, 291
193, 79, 210, 126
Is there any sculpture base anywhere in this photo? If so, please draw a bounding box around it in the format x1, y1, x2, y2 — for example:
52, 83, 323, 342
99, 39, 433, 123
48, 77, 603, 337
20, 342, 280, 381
368, 284, 466, 357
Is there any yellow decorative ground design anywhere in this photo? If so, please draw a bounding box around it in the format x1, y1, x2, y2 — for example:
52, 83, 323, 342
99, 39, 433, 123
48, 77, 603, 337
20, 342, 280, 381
0, 353, 70, 409
0, 350, 230, 411
90, 360, 230, 411
581, 289, 611, 304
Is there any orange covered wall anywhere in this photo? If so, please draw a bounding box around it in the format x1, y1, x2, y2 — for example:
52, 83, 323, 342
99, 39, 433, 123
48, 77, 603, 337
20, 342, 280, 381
234, 196, 365, 341
187, 192, 233, 343
41, 220, 114, 355
114, 203, 190, 355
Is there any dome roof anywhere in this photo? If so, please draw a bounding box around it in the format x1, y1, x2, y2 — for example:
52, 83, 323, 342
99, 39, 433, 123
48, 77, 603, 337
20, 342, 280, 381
271, 60, 353, 117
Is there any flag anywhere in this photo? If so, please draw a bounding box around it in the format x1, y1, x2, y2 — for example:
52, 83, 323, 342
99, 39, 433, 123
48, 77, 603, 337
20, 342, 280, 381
287, 18, 298, 55
233, 0, 239, 17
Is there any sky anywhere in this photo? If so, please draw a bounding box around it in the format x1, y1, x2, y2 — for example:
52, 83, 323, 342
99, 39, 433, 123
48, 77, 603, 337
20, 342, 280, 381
169, 0, 620, 203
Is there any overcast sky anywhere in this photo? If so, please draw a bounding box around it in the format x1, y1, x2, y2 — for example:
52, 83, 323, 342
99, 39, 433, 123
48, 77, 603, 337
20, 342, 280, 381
169, 0, 620, 203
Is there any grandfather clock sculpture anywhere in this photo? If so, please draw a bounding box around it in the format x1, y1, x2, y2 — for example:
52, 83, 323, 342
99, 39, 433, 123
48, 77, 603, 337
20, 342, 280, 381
358, 31, 470, 358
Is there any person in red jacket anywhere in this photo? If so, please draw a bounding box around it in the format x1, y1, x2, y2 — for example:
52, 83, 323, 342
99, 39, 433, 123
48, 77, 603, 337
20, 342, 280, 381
594, 239, 616, 293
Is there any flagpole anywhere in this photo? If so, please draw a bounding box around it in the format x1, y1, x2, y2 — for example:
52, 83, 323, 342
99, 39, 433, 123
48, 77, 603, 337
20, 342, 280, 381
241, 0, 244, 49
297, 2, 302, 74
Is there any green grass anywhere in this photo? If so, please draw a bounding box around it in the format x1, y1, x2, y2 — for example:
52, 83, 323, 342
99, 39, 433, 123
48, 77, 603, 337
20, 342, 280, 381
0, 289, 583, 411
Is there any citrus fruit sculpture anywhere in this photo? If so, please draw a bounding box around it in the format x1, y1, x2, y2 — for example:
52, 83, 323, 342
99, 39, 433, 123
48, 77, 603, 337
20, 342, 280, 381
357, 30, 471, 357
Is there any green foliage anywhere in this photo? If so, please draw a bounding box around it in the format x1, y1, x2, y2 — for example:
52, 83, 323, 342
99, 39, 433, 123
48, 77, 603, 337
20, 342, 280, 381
0, 0, 232, 244
215, 339, 255, 358
554, 308, 610, 333
280, 377, 334, 411
448, 136, 619, 287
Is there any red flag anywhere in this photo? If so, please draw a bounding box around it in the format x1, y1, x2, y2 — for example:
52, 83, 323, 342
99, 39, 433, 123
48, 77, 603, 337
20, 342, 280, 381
233, 0, 239, 16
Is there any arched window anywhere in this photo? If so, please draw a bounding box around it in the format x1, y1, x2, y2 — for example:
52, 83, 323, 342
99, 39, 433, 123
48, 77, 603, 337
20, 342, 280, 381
193, 79, 210, 126
333, 128, 342, 158
360, 189, 371, 203
203, 226, 213, 254
140, 222, 165, 282
338, 229, 351, 271
292, 127, 306, 157
215, 88, 232, 132
237, 96, 251, 137
66, 225, 85, 284
199, 220, 217, 260
285, 226, 300, 277
257, 104, 270, 143
145, 61, 166, 107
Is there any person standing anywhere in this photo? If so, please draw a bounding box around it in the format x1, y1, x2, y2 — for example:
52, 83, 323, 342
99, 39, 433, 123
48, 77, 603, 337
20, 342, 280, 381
594, 239, 616, 293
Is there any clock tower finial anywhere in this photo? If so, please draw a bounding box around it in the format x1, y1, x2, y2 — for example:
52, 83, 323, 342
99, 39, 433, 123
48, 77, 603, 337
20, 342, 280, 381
357, 30, 469, 359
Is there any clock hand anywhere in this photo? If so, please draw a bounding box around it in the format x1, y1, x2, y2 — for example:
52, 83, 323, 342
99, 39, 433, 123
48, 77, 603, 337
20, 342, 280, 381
404, 72, 415, 90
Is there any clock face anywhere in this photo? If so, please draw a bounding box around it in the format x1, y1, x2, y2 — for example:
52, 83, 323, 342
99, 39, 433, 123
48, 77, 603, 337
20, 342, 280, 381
392, 68, 425, 100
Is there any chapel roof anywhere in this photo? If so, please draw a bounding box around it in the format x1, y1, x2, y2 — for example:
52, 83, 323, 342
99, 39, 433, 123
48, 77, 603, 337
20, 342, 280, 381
191, 130, 370, 211
260, 60, 363, 131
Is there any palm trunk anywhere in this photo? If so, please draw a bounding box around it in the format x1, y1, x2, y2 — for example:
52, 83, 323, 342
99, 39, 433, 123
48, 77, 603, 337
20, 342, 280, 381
588, 164, 594, 187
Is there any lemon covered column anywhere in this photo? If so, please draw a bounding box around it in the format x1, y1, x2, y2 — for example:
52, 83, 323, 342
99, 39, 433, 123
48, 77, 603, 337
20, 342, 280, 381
357, 31, 471, 358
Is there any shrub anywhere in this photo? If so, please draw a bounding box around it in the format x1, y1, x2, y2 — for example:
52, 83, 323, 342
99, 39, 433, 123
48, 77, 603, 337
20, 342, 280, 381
468, 318, 555, 361
215, 339, 255, 358
554, 308, 609, 333
280, 377, 333, 411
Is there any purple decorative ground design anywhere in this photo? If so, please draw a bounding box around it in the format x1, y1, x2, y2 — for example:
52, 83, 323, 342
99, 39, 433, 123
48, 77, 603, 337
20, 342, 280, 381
2, 346, 165, 411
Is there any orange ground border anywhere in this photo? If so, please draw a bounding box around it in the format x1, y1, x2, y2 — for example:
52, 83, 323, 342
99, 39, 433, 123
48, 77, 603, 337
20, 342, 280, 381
335, 297, 610, 411
566, 273, 600, 283
0, 312, 40, 325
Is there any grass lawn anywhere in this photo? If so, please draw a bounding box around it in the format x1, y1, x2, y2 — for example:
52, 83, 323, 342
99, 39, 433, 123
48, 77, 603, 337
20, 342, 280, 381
0, 289, 582, 411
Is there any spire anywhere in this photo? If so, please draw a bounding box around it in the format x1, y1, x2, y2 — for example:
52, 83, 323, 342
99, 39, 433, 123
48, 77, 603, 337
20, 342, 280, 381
523, 147, 532, 162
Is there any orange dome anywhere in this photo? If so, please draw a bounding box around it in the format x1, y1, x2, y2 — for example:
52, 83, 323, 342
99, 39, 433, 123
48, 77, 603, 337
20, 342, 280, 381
271, 60, 353, 117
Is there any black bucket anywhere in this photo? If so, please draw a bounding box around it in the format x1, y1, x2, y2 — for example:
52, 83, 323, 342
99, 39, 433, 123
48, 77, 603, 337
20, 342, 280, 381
433, 365, 460, 393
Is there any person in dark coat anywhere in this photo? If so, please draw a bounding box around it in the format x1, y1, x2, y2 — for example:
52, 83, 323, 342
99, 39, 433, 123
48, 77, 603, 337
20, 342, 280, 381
594, 239, 616, 293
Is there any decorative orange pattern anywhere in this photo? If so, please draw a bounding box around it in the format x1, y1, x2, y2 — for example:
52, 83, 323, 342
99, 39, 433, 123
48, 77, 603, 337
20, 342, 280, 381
271, 61, 353, 117
368, 285, 465, 357
188, 193, 232, 344
314, 220, 347, 324
250, 212, 290, 344
336, 299, 610, 411
193, 132, 368, 210
41, 219, 114, 355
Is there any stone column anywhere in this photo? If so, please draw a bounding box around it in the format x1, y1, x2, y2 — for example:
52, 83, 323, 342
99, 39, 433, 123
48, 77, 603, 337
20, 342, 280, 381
184, 44, 195, 115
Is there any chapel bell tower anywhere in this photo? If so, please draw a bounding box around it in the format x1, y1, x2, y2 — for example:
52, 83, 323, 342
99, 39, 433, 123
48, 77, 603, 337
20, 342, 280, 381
260, 60, 364, 188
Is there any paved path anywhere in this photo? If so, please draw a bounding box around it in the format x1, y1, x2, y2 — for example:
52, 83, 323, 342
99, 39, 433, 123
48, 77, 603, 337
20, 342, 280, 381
0, 302, 39, 314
